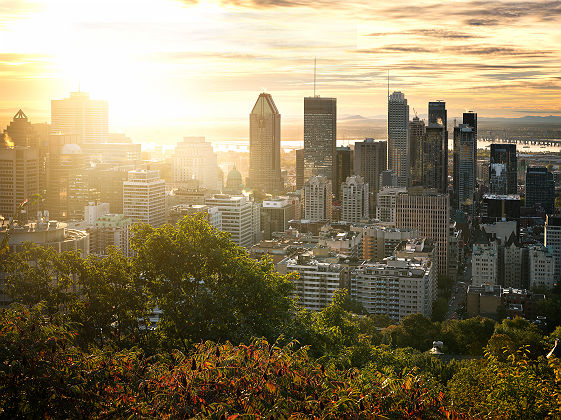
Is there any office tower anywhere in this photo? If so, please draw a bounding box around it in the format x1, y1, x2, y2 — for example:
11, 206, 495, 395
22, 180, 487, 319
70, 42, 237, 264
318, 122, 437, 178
453, 124, 475, 214
46, 138, 90, 221
81, 142, 141, 165
409, 116, 425, 186
172, 137, 220, 191
303, 97, 337, 182
528, 244, 556, 290
3, 109, 40, 148
525, 166, 555, 213
545, 215, 561, 279
303, 175, 332, 221
395, 190, 449, 276
463, 111, 478, 177
376, 187, 406, 224
93, 166, 133, 213
387, 92, 410, 187
295, 148, 304, 189
205, 194, 261, 248
352, 240, 436, 320
354, 139, 386, 213
489, 163, 507, 194
428, 101, 447, 128
88, 214, 133, 257
123, 170, 165, 227
379, 170, 397, 188
422, 124, 447, 193
261, 198, 295, 240
0, 147, 39, 218
481, 194, 521, 228
334, 146, 353, 201
341, 175, 369, 223
490, 144, 517, 194
247, 93, 282, 193
51, 91, 108, 144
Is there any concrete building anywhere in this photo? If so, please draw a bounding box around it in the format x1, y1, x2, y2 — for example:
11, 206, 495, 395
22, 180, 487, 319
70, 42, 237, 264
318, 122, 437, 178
261, 198, 295, 240
0, 146, 39, 218
395, 189, 449, 276
353, 139, 386, 212
205, 194, 260, 248
351, 253, 436, 320
528, 244, 556, 290
51, 91, 108, 144
248, 93, 282, 194
84, 202, 110, 226
88, 214, 133, 257
466, 284, 544, 320
489, 163, 508, 195
168, 204, 222, 230
387, 92, 410, 187
453, 124, 475, 214
341, 175, 369, 223
545, 215, 561, 279
409, 116, 425, 187
358, 225, 418, 262
279, 248, 348, 312
303, 97, 337, 182
123, 170, 165, 227
304, 175, 332, 222
81, 142, 141, 165
376, 187, 406, 225
379, 170, 398, 189
295, 148, 304, 190
172, 137, 220, 190
334, 146, 353, 201
318, 227, 363, 258
3, 109, 41, 149
472, 241, 499, 285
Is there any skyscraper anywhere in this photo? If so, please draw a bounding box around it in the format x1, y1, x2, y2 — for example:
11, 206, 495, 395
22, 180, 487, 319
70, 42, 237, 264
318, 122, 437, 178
423, 124, 447, 193
387, 92, 410, 187
248, 93, 282, 193
303, 97, 337, 182
463, 111, 478, 177
490, 144, 517, 194
409, 116, 425, 187
453, 124, 475, 214
334, 146, 353, 201
3, 109, 40, 149
304, 175, 332, 221
123, 169, 165, 227
545, 215, 561, 279
354, 138, 386, 214
0, 147, 39, 218
51, 91, 108, 144
295, 148, 304, 190
173, 137, 220, 191
341, 175, 369, 223
525, 166, 555, 213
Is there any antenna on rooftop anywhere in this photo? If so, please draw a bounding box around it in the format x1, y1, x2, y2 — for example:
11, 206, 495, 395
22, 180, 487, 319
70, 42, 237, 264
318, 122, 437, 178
387, 69, 390, 99
314, 57, 317, 97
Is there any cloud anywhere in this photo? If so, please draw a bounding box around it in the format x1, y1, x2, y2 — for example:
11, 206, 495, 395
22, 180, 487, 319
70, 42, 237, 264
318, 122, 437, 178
367, 29, 480, 39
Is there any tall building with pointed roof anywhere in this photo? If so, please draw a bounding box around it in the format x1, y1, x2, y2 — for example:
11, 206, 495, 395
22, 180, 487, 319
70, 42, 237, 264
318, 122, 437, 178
3, 109, 40, 149
247, 92, 282, 194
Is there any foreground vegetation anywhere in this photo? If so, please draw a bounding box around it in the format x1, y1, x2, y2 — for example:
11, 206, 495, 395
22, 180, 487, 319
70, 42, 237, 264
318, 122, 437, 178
2, 216, 561, 418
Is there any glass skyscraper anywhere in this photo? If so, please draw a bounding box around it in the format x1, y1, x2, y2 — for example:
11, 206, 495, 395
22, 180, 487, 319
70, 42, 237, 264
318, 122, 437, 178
304, 97, 337, 182
388, 92, 409, 187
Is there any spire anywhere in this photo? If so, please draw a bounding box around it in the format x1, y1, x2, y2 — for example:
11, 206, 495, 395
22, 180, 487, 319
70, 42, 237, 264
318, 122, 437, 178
14, 109, 27, 120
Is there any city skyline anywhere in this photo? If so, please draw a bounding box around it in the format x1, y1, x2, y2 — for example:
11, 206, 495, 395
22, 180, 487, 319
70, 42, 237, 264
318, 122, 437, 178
1, 0, 560, 143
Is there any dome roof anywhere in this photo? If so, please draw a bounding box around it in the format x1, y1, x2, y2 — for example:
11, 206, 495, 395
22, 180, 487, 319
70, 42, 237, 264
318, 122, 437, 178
226, 165, 243, 188
61, 143, 82, 155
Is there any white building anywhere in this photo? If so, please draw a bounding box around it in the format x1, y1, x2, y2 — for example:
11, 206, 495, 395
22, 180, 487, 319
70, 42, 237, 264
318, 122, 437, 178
356, 225, 418, 262
88, 214, 133, 257
318, 227, 363, 258
341, 175, 369, 223
123, 170, 165, 227
375, 187, 406, 225
351, 255, 436, 320
51, 91, 108, 144
279, 250, 347, 311
205, 194, 260, 248
172, 137, 221, 190
84, 202, 110, 226
304, 175, 332, 221
545, 215, 561, 279
528, 244, 556, 290
168, 204, 222, 230
472, 241, 499, 285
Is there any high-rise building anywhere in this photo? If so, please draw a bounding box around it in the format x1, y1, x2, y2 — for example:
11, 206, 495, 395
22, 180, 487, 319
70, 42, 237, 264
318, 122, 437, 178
422, 124, 448, 193
358, 225, 418, 261
123, 170, 165, 227
295, 148, 304, 190
334, 146, 353, 201
354, 139, 386, 213
545, 215, 561, 279
0, 147, 39, 218
303, 97, 337, 182
528, 244, 556, 290
409, 116, 425, 187
395, 189, 449, 276
453, 124, 475, 214
379, 170, 397, 189
525, 166, 555, 213
490, 144, 517, 194
247, 93, 282, 193
463, 111, 478, 178
3, 109, 40, 149
375, 187, 406, 224
472, 240, 499, 285
261, 198, 295, 240
303, 175, 332, 221
489, 163, 508, 194
341, 175, 369, 223
51, 91, 108, 144
387, 92, 410, 187
481, 194, 521, 228
172, 137, 220, 191
205, 194, 261, 248
428, 101, 447, 129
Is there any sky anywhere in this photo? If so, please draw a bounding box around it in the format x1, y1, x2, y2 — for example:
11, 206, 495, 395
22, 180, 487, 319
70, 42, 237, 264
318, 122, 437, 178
1, 0, 560, 143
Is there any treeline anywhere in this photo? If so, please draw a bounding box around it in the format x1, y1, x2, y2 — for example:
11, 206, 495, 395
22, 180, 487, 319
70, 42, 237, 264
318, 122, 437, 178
1, 217, 561, 418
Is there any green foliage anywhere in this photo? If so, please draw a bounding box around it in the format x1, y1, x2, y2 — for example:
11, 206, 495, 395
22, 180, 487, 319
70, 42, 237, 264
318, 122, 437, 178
441, 317, 495, 356
491, 317, 547, 358
384, 314, 440, 351
431, 296, 448, 322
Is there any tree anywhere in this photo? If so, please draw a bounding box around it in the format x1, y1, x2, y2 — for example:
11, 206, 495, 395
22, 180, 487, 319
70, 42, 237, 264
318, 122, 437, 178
384, 314, 440, 351
441, 317, 495, 356
431, 297, 448, 322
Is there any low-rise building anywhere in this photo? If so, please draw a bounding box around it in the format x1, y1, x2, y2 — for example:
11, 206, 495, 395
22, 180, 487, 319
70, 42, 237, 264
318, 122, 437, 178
88, 213, 133, 257
528, 244, 556, 290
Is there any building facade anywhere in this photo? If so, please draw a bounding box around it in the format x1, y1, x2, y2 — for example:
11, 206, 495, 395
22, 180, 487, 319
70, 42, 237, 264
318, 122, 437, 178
172, 137, 220, 191
387, 92, 410, 187
303, 97, 337, 182
123, 170, 166, 227
453, 124, 475, 214
304, 175, 332, 222
341, 175, 369, 223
